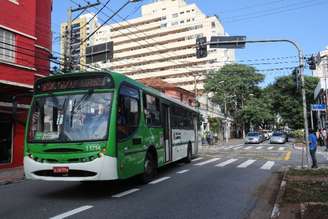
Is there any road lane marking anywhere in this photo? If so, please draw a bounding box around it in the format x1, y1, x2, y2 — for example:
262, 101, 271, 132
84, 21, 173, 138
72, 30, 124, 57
194, 157, 221, 166
256, 146, 263, 150
260, 161, 275, 170
244, 146, 253, 150
279, 147, 285, 151
237, 159, 256, 168
192, 157, 203, 162
215, 159, 238, 167
112, 188, 140, 198
268, 146, 274, 150
149, 176, 171, 184
177, 169, 190, 174
50, 205, 93, 219
233, 146, 243, 150
284, 151, 292, 160
224, 146, 236, 150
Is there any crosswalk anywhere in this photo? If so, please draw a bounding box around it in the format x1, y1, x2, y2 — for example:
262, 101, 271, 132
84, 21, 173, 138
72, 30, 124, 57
192, 157, 277, 170
218, 145, 288, 151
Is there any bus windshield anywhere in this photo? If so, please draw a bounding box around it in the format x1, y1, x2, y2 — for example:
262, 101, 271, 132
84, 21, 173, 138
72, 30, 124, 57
28, 92, 112, 142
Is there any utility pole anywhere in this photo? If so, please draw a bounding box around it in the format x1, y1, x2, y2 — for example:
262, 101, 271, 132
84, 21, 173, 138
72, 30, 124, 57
63, 1, 101, 72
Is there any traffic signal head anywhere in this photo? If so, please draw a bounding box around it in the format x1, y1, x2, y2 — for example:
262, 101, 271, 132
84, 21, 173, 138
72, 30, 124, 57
196, 37, 207, 58
307, 55, 316, 70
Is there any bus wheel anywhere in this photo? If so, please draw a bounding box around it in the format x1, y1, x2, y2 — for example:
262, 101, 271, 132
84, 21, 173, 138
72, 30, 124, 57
184, 144, 192, 163
142, 151, 157, 184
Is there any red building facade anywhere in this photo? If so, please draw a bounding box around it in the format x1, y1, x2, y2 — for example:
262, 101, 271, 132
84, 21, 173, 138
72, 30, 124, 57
0, 0, 52, 169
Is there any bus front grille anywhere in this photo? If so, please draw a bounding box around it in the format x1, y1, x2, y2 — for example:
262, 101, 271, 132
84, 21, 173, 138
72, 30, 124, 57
33, 170, 97, 177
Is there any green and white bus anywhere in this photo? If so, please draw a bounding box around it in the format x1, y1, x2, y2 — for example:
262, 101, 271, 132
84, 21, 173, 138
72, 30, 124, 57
24, 72, 200, 182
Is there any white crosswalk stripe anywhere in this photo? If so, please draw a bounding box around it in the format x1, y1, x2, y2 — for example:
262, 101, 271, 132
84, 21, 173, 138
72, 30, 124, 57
278, 147, 285, 151
194, 157, 221, 166
224, 146, 235, 150
256, 146, 263, 150
244, 146, 253, 150
192, 157, 203, 162
215, 159, 238, 167
237, 159, 256, 168
233, 146, 243, 150
260, 161, 275, 170
268, 146, 274, 150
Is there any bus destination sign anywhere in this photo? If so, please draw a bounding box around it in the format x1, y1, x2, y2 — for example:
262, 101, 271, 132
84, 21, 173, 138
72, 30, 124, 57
36, 75, 113, 93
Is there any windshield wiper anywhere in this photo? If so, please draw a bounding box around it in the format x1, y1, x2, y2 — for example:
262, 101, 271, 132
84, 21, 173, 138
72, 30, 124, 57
69, 89, 94, 127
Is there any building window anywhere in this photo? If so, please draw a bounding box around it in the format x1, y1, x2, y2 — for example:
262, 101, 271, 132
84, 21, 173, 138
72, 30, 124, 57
172, 13, 178, 18
172, 21, 178, 26
160, 23, 167, 28
0, 28, 15, 63
211, 22, 216, 28
180, 20, 184, 24
8, 0, 19, 5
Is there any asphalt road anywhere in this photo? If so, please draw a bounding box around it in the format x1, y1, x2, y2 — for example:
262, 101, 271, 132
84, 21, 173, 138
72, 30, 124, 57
0, 141, 293, 219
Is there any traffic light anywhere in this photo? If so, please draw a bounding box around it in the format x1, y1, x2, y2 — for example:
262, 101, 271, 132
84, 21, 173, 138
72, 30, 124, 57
196, 37, 207, 58
307, 55, 316, 70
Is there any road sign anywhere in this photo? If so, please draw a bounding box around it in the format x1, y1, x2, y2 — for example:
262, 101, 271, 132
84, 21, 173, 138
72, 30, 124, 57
311, 104, 326, 111
210, 36, 246, 49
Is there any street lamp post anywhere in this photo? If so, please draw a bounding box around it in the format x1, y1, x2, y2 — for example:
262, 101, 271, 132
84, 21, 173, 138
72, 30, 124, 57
205, 37, 310, 168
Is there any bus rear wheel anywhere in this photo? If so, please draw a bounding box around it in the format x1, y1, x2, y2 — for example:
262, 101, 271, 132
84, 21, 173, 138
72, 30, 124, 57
142, 151, 157, 183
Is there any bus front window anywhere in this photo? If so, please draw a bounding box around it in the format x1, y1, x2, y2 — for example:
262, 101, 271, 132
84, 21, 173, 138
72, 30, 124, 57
28, 93, 112, 142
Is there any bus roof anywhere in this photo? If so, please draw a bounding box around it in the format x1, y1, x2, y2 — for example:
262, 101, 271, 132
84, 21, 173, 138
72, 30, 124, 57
36, 71, 199, 113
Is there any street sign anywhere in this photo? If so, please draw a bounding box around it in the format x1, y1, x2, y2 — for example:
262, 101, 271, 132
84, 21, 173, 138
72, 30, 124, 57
311, 104, 326, 111
210, 36, 246, 49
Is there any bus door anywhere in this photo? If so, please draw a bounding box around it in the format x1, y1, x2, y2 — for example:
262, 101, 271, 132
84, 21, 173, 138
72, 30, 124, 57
193, 115, 199, 155
162, 104, 172, 162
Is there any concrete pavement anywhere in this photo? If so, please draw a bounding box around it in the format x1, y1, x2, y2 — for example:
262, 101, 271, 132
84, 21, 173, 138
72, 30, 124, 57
0, 166, 24, 185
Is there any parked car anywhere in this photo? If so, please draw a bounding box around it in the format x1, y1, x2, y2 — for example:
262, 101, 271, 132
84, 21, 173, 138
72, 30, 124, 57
245, 132, 264, 144
270, 131, 288, 144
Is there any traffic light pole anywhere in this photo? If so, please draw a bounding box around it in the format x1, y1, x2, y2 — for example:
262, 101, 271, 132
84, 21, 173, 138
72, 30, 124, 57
205, 38, 310, 168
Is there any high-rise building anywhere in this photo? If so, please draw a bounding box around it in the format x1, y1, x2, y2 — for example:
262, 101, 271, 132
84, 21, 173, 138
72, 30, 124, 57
60, 13, 99, 70
91, 0, 234, 97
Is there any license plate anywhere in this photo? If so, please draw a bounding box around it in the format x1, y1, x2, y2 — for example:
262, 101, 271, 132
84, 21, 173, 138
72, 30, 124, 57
53, 166, 69, 173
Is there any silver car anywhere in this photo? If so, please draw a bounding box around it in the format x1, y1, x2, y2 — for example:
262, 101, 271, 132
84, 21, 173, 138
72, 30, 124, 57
270, 132, 287, 144
245, 132, 263, 144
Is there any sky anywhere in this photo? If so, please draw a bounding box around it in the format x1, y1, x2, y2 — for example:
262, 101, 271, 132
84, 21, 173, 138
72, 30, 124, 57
51, 0, 328, 86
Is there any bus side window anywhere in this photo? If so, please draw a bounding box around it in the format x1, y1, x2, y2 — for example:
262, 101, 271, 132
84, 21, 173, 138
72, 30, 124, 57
143, 94, 161, 127
117, 84, 140, 141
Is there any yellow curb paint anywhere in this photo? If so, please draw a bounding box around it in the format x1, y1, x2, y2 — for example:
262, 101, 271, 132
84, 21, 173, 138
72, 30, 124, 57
284, 151, 292, 161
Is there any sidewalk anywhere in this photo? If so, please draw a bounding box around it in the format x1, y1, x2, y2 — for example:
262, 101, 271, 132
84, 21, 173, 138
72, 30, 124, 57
0, 166, 24, 186
199, 138, 244, 154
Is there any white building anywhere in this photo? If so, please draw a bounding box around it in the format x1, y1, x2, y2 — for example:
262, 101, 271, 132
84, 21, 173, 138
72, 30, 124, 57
90, 0, 234, 110
61, 13, 99, 70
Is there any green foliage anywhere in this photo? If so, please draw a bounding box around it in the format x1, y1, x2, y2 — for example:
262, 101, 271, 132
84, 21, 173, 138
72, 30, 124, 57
204, 63, 265, 130
208, 117, 220, 133
268, 74, 318, 129
240, 96, 274, 128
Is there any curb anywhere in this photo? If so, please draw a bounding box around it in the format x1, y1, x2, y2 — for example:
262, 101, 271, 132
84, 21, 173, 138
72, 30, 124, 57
0, 177, 24, 186
270, 167, 289, 219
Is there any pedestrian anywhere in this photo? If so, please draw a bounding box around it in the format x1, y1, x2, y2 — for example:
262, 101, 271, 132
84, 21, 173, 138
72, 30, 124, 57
319, 128, 324, 146
309, 129, 318, 168
323, 128, 328, 151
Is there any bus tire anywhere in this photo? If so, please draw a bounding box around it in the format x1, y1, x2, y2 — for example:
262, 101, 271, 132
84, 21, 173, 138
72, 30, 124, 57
142, 150, 157, 183
184, 143, 192, 163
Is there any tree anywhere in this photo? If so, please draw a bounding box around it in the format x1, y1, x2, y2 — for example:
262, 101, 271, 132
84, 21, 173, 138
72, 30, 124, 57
268, 74, 318, 129
204, 64, 265, 136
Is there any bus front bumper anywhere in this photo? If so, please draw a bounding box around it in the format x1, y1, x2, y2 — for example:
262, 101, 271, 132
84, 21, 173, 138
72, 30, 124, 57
24, 155, 118, 181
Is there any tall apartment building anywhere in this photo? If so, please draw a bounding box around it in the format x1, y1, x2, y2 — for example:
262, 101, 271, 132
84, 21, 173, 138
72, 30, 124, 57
60, 13, 98, 70
91, 0, 235, 100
